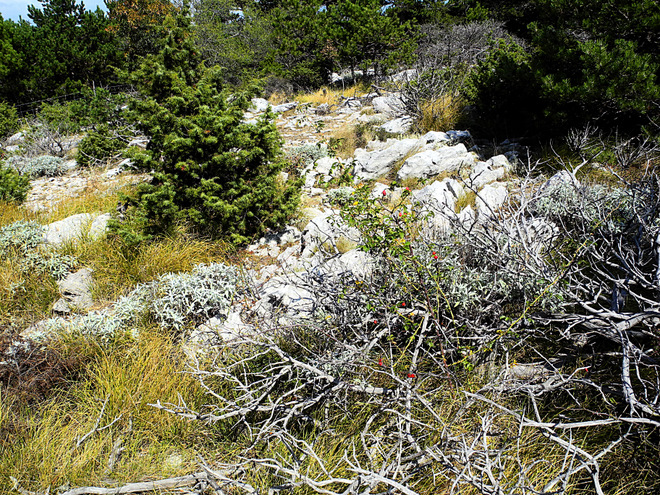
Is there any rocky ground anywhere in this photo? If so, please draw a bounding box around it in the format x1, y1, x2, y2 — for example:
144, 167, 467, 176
10, 90, 530, 348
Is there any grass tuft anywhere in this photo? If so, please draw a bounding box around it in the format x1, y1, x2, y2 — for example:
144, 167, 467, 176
417, 94, 465, 133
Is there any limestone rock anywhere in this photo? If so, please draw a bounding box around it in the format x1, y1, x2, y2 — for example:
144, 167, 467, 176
44, 212, 111, 245
370, 182, 390, 199
397, 144, 476, 180
446, 130, 472, 143
272, 102, 298, 114
469, 161, 506, 189
486, 154, 512, 173
413, 178, 465, 214
476, 183, 508, 217
301, 212, 361, 258
357, 113, 387, 125
353, 138, 419, 180
380, 116, 413, 135
371, 95, 405, 116
417, 131, 451, 148
56, 267, 94, 311
541, 170, 580, 193
338, 98, 362, 114
251, 98, 270, 112
256, 276, 316, 320
6, 131, 24, 145
314, 249, 375, 281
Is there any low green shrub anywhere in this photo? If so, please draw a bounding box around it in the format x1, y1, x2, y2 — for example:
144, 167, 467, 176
286, 144, 328, 169
0, 101, 18, 140
0, 163, 30, 203
76, 125, 126, 167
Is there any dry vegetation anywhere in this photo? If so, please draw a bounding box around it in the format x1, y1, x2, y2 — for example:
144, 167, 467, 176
1, 88, 660, 495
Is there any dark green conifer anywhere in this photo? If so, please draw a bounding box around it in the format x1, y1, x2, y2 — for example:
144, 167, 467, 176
122, 10, 300, 245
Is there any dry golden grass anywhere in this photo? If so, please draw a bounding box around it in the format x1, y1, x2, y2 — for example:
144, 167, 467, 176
418, 94, 465, 133
0, 329, 208, 493
330, 124, 375, 159
267, 91, 289, 105
295, 83, 369, 107
57, 231, 232, 304
455, 190, 477, 212
45, 176, 140, 223
0, 201, 40, 226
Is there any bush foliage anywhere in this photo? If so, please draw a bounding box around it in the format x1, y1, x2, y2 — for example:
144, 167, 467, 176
0, 163, 30, 203
118, 13, 300, 245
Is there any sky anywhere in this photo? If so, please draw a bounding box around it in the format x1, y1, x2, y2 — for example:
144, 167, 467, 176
0, 0, 107, 21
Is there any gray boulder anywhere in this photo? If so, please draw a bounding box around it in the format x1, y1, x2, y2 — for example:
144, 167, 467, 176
6, 131, 25, 145
251, 98, 270, 112
476, 183, 508, 217
256, 276, 316, 320
313, 156, 343, 181
314, 249, 375, 281
417, 131, 451, 148
446, 130, 472, 143
271, 102, 298, 114
541, 170, 580, 193
44, 212, 111, 245
486, 154, 512, 172
338, 98, 362, 114
191, 310, 255, 346
397, 144, 476, 180
315, 103, 331, 115
353, 138, 419, 180
301, 212, 361, 258
380, 116, 413, 134
371, 95, 405, 116
53, 267, 95, 313
357, 113, 387, 125
469, 161, 506, 189
413, 178, 465, 215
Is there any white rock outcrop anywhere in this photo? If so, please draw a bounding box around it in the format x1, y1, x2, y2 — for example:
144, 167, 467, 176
301, 212, 361, 259
371, 95, 405, 116
353, 138, 419, 180
397, 144, 477, 180
44, 212, 112, 245
476, 183, 508, 217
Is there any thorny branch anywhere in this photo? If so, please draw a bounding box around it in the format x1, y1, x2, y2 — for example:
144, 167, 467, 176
145, 157, 660, 493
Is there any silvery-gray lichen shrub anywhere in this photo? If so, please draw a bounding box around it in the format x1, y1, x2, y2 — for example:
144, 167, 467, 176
6, 155, 69, 178
532, 180, 631, 228
326, 187, 355, 207
0, 221, 45, 252
287, 144, 328, 168
0, 220, 75, 278
42, 262, 239, 342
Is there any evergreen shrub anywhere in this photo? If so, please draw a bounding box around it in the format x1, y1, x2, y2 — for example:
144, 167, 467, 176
119, 12, 301, 245
0, 101, 18, 140
465, 37, 540, 137
76, 125, 126, 167
0, 163, 30, 203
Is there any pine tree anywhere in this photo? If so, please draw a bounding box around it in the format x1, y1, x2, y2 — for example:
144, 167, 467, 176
122, 11, 300, 245
325, 0, 416, 79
